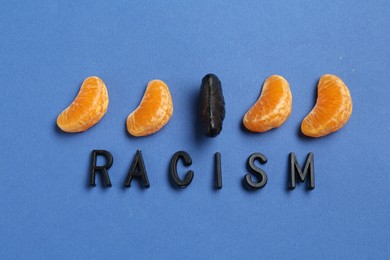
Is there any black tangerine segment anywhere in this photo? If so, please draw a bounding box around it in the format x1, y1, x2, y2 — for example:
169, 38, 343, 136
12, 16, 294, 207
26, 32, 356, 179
199, 74, 225, 137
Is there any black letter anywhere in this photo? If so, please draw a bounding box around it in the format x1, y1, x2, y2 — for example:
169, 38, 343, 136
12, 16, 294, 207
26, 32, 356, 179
244, 153, 268, 189
170, 151, 194, 188
215, 152, 222, 189
90, 150, 113, 187
289, 152, 315, 190
124, 150, 150, 188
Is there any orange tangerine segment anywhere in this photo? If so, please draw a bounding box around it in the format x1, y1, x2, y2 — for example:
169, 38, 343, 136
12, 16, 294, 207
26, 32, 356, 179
243, 75, 292, 132
57, 76, 109, 133
301, 74, 352, 138
126, 80, 173, 137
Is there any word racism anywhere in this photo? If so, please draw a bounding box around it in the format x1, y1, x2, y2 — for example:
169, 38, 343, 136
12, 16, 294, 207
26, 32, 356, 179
89, 150, 315, 190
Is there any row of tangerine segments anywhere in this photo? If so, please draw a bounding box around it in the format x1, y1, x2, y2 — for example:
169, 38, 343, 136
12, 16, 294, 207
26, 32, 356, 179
56, 74, 352, 138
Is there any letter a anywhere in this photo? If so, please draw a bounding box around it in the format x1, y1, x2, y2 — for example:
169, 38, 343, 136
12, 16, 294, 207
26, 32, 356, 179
124, 150, 150, 188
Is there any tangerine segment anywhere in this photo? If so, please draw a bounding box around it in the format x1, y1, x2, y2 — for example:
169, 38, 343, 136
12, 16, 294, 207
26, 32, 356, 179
243, 75, 292, 132
57, 76, 109, 133
126, 80, 173, 137
301, 74, 352, 138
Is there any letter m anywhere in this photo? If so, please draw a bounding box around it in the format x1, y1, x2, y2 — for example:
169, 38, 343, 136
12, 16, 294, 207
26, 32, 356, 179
289, 152, 315, 190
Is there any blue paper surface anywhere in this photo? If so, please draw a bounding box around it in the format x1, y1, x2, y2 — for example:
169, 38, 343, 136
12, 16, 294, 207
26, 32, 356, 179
0, 1, 389, 259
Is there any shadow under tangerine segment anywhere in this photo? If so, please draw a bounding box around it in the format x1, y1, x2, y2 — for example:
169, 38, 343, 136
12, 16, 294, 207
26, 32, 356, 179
89, 150, 315, 191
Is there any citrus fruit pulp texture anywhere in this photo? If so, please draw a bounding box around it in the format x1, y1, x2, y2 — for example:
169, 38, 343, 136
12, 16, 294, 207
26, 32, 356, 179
243, 75, 292, 132
126, 80, 173, 137
301, 74, 352, 138
57, 76, 109, 133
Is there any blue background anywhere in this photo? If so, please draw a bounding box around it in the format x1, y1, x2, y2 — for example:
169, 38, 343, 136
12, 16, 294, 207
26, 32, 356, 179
0, 1, 389, 259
